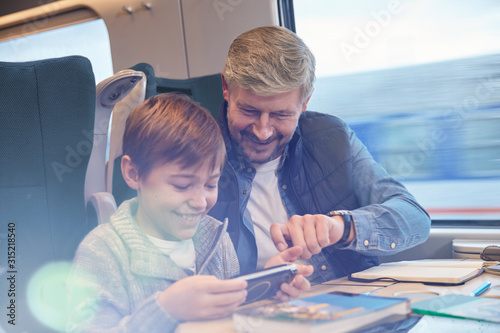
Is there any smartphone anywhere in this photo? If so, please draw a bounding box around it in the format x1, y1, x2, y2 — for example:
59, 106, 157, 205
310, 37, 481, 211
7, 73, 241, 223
234, 264, 298, 305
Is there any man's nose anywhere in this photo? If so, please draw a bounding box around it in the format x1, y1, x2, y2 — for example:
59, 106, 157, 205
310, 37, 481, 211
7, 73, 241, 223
252, 114, 273, 141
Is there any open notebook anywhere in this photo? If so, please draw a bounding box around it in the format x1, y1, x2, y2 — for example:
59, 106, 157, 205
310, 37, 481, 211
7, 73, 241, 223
349, 259, 495, 285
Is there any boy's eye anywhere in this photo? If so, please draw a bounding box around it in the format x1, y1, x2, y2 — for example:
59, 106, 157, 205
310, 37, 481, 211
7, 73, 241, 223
206, 183, 218, 190
172, 184, 190, 190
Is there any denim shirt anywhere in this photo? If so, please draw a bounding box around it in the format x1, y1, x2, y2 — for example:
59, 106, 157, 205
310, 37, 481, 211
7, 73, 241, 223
210, 105, 431, 282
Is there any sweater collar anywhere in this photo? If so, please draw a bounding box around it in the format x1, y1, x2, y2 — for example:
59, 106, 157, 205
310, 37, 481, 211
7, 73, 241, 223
110, 198, 227, 279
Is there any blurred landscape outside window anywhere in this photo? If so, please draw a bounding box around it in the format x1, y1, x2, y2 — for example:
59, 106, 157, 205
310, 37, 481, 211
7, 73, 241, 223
293, 0, 500, 221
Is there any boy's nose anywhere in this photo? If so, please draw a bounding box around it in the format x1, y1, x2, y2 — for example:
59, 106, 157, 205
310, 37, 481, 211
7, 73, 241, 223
189, 190, 207, 210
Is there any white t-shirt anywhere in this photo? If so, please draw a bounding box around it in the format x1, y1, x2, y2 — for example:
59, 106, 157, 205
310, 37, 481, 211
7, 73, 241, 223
147, 236, 196, 272
246, 157, 289, 269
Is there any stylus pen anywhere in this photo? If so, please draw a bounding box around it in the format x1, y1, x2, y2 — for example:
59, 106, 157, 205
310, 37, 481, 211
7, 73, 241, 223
470, 281, 491, 296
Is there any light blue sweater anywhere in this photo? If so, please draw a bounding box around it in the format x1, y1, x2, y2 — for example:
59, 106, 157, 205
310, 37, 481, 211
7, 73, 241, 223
66, 198, 240, 332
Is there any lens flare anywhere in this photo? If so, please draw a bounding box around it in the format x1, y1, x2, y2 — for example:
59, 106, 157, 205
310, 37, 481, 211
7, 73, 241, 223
27, 261, 73, 332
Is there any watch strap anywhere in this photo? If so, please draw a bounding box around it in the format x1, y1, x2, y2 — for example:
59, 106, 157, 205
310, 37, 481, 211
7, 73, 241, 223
327, 210, 352, 245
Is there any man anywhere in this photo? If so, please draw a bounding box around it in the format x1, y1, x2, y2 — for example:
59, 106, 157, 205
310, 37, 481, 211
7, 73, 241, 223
209, 25, 431, 283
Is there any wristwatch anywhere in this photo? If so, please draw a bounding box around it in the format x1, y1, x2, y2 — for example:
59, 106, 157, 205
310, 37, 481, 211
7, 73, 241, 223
326, 210, 352, 245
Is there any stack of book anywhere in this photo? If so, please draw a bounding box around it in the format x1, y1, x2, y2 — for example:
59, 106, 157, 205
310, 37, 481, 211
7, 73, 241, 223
233, 292, 411, 333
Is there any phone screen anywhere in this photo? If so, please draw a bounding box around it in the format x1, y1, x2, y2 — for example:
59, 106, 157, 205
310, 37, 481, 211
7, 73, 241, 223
235, 264, 298, 305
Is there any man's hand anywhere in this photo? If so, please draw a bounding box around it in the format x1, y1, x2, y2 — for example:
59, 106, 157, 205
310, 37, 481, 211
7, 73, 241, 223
264, 246, 314, 302
159, 275, 247, 321
270, 214, 348, 259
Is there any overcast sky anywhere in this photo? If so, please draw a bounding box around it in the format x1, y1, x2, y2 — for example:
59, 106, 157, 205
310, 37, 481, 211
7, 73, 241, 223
294, 0, 500, 76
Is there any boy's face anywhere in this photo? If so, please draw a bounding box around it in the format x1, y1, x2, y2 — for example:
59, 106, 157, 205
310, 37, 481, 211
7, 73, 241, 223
134, 160, 221, 241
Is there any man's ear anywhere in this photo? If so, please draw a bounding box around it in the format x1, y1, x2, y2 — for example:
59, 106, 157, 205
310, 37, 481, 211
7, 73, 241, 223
221, 72, 230, 102
301, 95, 312, 113
121, 155, 140, 190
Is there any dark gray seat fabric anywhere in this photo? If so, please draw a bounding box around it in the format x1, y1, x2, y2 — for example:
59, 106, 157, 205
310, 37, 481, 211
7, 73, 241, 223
130, 62, 223, 118
111, 63, 224, 206
0, 56, 96, 332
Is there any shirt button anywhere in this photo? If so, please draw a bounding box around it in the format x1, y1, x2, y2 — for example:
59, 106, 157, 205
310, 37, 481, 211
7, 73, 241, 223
391, 242, 396, 249
321, 265, 327, 271
282, 184, 287, 190
247, 167, 253, 173
242, 190, 247, 195
363, 240, 369, 247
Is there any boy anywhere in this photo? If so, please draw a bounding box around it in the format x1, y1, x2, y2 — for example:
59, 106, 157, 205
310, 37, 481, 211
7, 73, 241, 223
66, 92, 312, 332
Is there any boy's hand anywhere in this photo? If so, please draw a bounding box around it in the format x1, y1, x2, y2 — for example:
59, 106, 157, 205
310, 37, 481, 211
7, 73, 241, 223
264, 246, 314, 302
159, 275, 247, 321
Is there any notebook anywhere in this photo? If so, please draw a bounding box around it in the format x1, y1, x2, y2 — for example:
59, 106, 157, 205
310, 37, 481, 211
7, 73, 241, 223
349, 259, 488, 285
412, 294, 500, 323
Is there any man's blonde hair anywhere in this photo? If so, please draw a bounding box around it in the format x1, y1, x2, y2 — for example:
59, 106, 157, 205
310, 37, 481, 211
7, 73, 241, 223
223, 25, 315, 103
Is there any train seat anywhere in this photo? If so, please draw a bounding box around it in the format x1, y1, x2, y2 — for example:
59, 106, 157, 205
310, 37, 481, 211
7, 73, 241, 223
85, 68, 145, 225
0, 55, 96, 332
106, 63, 225, 207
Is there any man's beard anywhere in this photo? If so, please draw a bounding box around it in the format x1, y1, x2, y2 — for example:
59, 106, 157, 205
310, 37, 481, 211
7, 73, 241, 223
234, 136, 286, 165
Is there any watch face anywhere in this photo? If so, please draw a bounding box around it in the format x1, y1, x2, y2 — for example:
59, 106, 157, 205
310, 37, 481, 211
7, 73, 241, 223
328, 210, 347, 216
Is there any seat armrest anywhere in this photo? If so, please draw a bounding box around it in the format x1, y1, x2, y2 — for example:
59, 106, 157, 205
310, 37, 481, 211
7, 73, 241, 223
87, 192, 117, 225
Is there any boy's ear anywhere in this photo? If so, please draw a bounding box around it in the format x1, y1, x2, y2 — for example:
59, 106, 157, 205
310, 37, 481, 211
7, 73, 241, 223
121, 155, 140, 190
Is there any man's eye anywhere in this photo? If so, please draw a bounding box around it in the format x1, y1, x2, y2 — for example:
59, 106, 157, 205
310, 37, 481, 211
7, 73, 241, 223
206, 184, 218, 190
242, 109, 258, 116
274, 113, 290, 119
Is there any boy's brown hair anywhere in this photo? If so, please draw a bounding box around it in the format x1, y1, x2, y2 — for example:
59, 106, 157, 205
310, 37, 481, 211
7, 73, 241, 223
123, 92, 225, 178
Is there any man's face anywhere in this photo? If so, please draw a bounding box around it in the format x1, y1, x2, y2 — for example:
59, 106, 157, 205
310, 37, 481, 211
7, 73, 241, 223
223, 83, 309, 164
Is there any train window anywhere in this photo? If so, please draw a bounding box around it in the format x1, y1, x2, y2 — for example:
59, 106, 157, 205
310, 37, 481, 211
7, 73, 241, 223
0, 18, 113, 83
291, 0, 500, 222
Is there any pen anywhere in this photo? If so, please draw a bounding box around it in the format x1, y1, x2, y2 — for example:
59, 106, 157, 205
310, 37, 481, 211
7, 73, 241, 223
470, 281, 491, 296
